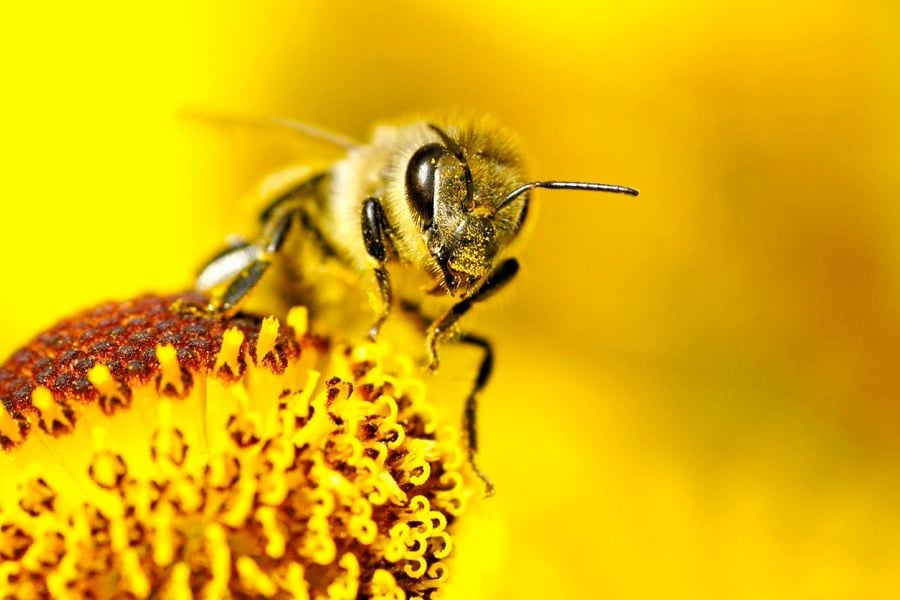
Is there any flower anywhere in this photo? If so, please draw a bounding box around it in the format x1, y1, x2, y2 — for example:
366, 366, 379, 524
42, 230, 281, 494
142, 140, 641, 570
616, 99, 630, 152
0, 293, 475, 598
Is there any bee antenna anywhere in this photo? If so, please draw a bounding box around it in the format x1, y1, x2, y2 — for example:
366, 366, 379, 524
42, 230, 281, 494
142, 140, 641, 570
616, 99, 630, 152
497, 181, 639, 211
178, 108, 359, 150
428, 124, 476, 212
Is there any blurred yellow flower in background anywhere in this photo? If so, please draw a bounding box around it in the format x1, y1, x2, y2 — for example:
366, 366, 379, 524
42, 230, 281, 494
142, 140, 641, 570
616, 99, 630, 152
1, 1, 899, 598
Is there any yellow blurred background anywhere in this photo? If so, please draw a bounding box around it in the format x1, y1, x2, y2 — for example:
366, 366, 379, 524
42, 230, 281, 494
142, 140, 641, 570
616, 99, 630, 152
2, 1, 899, 597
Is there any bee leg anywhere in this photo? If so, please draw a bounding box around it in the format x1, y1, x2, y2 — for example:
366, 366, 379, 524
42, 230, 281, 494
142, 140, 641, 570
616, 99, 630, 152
457, 332, 496, 497
370, 267, 392, 340
394, 300, 496, 495
208, 211, 294, 313
215, 258, 270, 313
196, 241, 257, 294
425, 257, 519, 370
259, 174, 324, 223
361, 198, 394, 340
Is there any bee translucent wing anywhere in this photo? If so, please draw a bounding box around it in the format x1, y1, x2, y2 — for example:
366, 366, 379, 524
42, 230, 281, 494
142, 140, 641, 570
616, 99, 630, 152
196, 242, 262, 292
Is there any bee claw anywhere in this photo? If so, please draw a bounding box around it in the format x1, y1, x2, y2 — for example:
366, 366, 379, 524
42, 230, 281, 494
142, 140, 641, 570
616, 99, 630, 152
469, 448, 495, 498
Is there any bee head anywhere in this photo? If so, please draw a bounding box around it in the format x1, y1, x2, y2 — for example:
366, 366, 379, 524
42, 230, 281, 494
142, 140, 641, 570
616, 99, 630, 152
404, 124, 518, 297
401, 121, 639, 298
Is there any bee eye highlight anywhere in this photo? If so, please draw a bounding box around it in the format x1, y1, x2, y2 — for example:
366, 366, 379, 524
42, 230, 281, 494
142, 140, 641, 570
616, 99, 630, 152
405, 143, 446, 228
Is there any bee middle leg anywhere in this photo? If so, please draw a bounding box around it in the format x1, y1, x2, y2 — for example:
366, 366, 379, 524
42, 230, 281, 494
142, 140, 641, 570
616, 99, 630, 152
361, 197, 395, 340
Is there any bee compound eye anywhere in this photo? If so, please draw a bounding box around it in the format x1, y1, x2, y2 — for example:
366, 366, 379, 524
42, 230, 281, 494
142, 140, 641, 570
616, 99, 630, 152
405, 143, 446, 228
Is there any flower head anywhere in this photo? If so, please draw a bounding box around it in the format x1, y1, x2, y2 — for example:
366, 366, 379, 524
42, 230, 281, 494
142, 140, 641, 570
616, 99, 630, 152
0, 293, 473, 598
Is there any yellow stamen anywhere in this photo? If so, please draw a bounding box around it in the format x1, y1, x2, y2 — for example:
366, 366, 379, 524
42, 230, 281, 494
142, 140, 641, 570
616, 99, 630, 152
214, 326, 245, 376
255, 315, 279, 364
156, 344, 184, 396
0, 409, 23, 447
32, 387, 75, 435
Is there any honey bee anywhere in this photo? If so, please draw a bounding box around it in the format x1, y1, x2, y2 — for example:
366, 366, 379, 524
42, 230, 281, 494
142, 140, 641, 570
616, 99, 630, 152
195, 113, 638, 493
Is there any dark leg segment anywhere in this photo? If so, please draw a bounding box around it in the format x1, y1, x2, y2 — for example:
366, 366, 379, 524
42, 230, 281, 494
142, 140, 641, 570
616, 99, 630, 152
361, 198, 394, 340
458, 333, 496, 497
217, 260, 270, 313
370, 267, 392, 340
259, 174, 325, 223
264, 209, 294, 253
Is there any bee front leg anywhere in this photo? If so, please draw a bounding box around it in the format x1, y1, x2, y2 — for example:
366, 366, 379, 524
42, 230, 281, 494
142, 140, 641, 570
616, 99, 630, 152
425, 257, 519, 370
361, 198, 395, 340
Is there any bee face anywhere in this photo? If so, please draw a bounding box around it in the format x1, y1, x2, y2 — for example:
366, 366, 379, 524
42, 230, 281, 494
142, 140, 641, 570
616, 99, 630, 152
403, 125, 527, 297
